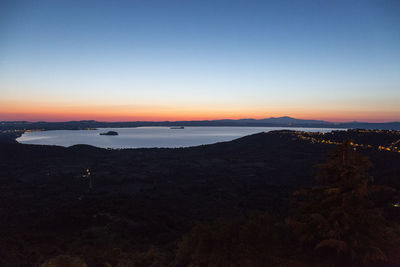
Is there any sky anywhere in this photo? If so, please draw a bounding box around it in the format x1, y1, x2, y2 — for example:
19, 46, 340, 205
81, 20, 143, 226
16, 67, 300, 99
1, 0, 399, 122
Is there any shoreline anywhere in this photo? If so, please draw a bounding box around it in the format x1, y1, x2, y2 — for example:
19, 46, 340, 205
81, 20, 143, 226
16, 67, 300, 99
2, 118, 400, 132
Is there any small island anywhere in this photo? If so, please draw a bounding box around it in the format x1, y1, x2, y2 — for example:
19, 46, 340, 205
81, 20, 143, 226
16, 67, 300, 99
99, 131, 119, 136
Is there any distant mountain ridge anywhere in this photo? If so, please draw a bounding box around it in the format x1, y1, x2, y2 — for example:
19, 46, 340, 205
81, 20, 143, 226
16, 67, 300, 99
1, 116, 400, 130
213, 116, 330, 125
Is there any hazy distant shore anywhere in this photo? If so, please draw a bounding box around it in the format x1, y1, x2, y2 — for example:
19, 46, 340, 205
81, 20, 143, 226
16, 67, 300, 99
2, 116, 400, 132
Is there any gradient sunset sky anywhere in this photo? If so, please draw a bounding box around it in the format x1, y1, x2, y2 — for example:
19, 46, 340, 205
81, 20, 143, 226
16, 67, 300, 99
1, 0, 399, 122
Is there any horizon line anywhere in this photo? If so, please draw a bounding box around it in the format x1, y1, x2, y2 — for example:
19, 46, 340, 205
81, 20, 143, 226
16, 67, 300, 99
2, 117, 400, 124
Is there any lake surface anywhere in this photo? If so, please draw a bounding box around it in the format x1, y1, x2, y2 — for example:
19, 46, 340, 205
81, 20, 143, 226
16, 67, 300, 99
17, 127, 344, 149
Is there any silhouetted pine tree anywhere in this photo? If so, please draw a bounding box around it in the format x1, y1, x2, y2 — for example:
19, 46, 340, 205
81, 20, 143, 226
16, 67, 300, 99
288, 140, 400, 266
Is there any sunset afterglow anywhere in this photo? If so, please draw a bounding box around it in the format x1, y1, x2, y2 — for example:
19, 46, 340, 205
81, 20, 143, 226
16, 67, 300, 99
1, 1, 399, 122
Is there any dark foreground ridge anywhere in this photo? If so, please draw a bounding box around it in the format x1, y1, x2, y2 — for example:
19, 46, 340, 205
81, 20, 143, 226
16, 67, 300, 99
0, 130, 399, 266
2, 116, 400, 131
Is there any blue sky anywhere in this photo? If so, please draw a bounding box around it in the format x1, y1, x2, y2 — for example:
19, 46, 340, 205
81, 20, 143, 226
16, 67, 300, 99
1, 0, 399, 122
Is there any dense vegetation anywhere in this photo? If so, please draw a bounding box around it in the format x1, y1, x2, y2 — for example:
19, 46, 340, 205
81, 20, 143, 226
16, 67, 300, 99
0, 130, 399, 266
174, 141, 400, 266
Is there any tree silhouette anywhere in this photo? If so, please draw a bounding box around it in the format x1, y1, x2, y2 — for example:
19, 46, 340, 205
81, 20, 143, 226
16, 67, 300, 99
174, 214, 294, 267
288, 140, 400, 266
173, 141, 400, 266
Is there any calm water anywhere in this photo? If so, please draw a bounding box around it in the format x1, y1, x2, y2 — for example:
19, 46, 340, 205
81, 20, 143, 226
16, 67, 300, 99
17, 127, 343, 149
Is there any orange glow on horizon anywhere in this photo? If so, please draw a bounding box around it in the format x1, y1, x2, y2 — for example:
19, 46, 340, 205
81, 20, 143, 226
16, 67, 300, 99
1, 110, 399, 123
1, 100, 399, 123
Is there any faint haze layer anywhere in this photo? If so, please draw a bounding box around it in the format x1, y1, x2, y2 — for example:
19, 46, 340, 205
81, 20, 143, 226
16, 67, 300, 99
0, 0, 399, 122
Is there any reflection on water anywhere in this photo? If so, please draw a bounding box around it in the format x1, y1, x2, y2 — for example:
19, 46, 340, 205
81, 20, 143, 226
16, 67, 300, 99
17, 127, 343, 149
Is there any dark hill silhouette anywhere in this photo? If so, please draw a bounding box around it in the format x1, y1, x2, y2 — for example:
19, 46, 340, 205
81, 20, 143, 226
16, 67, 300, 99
0, 130, 399, 266
259, 116, 329, 124
2, 116, 400, 131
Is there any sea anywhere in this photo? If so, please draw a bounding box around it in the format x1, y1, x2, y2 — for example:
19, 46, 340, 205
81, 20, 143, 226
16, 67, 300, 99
17, 126, 344, 149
